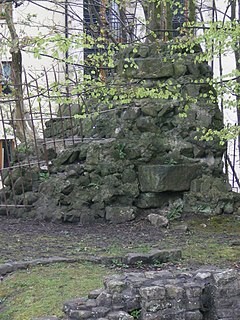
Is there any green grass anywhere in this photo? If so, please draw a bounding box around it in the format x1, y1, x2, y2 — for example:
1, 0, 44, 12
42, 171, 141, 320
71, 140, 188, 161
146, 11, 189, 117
188, 215, 240, 235
69, 242, 151, 257
97, 243, 151, 256
168, 215, 240, 267
181, 238, 240, 266
0, 262, 113, 320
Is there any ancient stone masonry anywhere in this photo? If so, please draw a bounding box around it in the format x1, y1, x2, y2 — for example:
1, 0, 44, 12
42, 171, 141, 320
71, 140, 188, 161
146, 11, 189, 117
60, 268, 240, 320
1, 41, 239, 222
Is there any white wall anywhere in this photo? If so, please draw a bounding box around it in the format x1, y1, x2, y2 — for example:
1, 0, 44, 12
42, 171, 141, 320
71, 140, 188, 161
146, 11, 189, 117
0, 1, 84, 139
200, 0, 239, 189
15, 1, 67, 82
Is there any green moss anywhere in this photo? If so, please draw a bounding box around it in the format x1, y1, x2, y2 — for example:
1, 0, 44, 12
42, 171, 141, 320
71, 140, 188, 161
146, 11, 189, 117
0, 262, 113, 320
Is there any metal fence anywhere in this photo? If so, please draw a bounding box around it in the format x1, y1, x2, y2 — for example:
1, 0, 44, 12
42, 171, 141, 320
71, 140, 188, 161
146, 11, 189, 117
226, 139, 240, 192
0, 66, 82, 212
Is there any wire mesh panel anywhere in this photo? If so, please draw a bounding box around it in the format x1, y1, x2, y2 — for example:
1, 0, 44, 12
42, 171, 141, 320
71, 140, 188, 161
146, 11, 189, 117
0, 66, 85, 215
226, 139, 240, 192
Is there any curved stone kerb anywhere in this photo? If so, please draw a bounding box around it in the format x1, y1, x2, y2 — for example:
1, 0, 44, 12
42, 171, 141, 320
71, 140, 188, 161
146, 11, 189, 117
63, 268, 240, 320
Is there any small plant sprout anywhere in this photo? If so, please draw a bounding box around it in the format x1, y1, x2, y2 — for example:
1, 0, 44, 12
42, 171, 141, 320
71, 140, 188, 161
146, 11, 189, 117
130, 309, 141, 319
167, 199, 184, 221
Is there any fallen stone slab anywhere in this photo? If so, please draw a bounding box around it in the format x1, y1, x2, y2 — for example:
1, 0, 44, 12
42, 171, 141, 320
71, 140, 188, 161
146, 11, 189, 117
126, 253, 151, 265
105, 206, 137, 224
125, 249, 182, 266
148, 249, 182, 263
0, 263, 13, 276
0, 248, 182, 278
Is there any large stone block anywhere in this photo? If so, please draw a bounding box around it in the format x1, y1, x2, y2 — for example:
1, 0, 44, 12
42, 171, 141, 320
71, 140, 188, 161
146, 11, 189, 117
105, 206, 136, 224
125, 58, 174, 79
138, 164, 202, 192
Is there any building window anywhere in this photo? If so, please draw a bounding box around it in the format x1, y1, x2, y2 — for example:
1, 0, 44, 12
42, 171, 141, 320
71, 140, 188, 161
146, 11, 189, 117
109, 1, 121, 41
1, 61, 12, 81
172, 0, 188, 37
0, 61, 12, 95
83, 0, 122, 78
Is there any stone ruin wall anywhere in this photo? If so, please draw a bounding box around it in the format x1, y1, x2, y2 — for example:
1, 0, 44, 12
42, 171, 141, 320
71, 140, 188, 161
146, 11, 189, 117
40, 268, 240, 320
1, 41, 239, 223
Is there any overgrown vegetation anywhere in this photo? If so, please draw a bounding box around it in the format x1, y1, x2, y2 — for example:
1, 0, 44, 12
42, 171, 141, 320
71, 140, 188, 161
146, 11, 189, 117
0, 1, 240, 318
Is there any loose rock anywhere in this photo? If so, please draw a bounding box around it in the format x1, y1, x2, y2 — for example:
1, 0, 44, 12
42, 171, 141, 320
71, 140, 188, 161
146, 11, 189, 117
147, 214, 169, 228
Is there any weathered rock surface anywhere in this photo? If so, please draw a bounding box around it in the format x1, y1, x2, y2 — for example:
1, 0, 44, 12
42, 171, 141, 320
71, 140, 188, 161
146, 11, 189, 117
125, 249, 181, 265
147, 214, 169, 227
105, 207, 137, 224
0, 249, 182, 277
138, 164, 203, 192
60, 268, 240, 320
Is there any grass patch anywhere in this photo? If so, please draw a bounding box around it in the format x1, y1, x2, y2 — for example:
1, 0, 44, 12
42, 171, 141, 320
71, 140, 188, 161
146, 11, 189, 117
168, 214, 240, 266
182, 238, 240, 266
188, 215, 240, 235
70, 242, 151, 257
102, 243, 151, 256
0, 262, 113, 320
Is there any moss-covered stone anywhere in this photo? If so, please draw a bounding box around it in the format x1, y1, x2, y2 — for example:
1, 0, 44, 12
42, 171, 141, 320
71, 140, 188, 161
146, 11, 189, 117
136, 192, 180, 209
105, 206, 137, 224
123, 58, 174, 79
173, 60, 187, 77
138, 164, 203, 192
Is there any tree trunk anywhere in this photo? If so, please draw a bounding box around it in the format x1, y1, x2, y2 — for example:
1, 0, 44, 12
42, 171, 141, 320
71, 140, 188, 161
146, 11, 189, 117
4, 3, 34, 143
139, 0, 165, 41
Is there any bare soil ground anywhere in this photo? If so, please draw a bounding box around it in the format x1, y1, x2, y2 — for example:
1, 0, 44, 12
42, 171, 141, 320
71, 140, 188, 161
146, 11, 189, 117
0, 213, 240, 270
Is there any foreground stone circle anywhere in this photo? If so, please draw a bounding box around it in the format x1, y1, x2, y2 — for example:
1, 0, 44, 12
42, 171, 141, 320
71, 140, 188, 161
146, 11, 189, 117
35, 268, 240, 320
